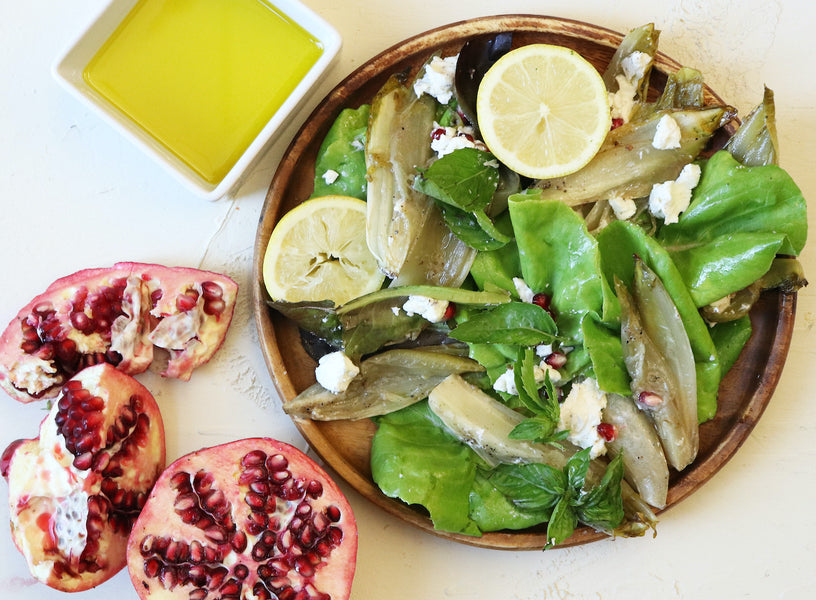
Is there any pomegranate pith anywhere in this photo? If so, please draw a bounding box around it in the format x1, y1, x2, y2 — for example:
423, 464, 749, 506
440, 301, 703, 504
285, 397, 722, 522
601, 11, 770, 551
3, 363, 166, 592
0, 262, 239, 403
127, 438, 357, 600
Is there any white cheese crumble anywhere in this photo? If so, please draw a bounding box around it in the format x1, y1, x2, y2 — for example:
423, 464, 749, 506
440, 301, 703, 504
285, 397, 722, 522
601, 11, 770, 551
608, 51, 652, 123
492, 362, 561, 395
558, 378, 608, 458
608, 194, 637, 220
648, 163, 702, 224
535, 343, 553, 358
315, 351, 359, 394
621, 51, 652, 83
321, 169, 339, 184
413, 55, 458, 104
652, 114, 682, 149
430, 122, 486, 159
402, 295, 449, 323
512, 277, 536, 304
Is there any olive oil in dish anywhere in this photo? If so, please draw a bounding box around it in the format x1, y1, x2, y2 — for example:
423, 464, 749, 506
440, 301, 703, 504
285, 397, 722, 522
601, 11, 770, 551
83, 0, 324, 185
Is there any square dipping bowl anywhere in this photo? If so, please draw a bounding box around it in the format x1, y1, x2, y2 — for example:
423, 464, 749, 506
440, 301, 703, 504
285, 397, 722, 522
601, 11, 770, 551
54, 0, 342, 200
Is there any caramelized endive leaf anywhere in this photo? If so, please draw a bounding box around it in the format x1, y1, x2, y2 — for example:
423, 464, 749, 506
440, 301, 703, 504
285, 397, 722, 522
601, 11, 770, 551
365, 75, 476, 285
615, 259, 699, 471
532, 106, 733, 206
603, 393, 669, 508
285, 347, 483, 420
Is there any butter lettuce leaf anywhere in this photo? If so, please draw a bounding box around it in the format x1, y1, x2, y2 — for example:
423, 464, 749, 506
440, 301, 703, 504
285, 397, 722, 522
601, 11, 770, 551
658, 150, 807, 305
597, 220, 721, 422
371, 402, 481, 535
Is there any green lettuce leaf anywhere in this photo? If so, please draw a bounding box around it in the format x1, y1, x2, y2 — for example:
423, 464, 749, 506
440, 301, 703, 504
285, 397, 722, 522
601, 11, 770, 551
508, 193, 620, 342
371, 402, 481, 535
659, 150, 807, 305
312, 105, 370, 199
597, 220, 721, 421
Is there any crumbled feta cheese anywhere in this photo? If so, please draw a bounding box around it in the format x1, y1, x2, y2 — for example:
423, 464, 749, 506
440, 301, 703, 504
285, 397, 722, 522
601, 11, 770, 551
321, 169, 339, 184
413, 55, 458, 104
430, 122, 486, 158
609, 75, 638, 123
608, 51, 652, 124
391, 306, 401, 316
351, 138, 365, 152
402, 295, 449, 323
512, 277, 536, 304
314, 351, 359, 394
608, 194, 637, 220
558, 378, 608, 458
648, 163, 702, 224
535, 343, 553, 358
492, 362, 561, 395
621, 51, 651, 83
652, 114, 682, 150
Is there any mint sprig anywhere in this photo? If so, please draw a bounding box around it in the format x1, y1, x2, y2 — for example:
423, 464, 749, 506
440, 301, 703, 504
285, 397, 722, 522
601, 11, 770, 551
487, 449, 626, 548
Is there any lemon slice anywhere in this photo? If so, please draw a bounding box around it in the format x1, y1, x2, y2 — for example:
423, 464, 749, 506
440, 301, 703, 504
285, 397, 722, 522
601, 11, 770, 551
476, 44, 611, 179
263, 195, 385, 305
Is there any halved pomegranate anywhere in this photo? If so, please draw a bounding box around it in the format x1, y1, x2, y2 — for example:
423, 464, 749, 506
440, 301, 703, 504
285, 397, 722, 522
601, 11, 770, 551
0, 262, 238, 403
2, 363, 166, 591
127, 438, 358, 600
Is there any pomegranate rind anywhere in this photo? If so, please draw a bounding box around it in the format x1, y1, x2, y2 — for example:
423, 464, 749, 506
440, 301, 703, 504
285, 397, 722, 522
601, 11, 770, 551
4, 363, 166, 592
127, 437, 358, 600
0, 262, 238, 403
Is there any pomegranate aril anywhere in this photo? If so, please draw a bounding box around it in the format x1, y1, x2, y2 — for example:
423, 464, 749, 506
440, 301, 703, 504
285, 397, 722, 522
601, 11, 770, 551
188, 565, 208, 587
160, 565, 178, 590
219, 579, 241, 597
637, 391, 663, 407
241, 450, 266, 467
253, 583, 272, 600
170, 471, 191, 491
544, 352, 567, 369
176, 292, 198, 312
239, 466, 267, 484
295, 556, 315, 577
189, 589, 208, 600
266, 454, 288, 472
232, 563, 249, 581
144, 557, 162, 578
597, 422, 617, 442
73, 452, 93, 470
306, 480, 322, 498
532, 293, 551, 311
208, 566, 228, 589
231, 530, 247, 553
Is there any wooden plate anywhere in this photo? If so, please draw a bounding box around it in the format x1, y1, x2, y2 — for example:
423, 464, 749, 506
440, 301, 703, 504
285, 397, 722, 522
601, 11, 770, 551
252, 15, 796, 550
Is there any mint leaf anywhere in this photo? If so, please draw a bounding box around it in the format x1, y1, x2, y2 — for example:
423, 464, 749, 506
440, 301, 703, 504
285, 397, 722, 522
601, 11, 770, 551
414, 147, 500, 213
487, 463, 566, 510
546, 495, 578, 549
575, 452, 625, 531
566, 447, 592, 492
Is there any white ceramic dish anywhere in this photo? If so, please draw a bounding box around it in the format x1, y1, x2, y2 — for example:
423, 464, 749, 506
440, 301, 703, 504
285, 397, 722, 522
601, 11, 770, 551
53, 0, 341, 201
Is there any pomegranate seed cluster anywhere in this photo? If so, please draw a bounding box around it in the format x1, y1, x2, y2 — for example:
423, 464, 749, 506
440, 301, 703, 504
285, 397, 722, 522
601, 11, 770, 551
138, 450, 345, 600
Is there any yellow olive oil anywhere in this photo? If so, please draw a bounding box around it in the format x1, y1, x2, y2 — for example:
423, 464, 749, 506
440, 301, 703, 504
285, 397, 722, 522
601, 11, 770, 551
83, 0, 324, 185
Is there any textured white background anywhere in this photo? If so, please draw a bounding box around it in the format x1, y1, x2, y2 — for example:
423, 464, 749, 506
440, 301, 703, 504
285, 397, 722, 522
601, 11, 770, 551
1, 0, 814, 598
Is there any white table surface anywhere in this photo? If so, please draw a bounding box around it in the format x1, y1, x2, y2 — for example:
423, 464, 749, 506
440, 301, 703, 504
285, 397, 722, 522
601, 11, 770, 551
2, 1, 815, 598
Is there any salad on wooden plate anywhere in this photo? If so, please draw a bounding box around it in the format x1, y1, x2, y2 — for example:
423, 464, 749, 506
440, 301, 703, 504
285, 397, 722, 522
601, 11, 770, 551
253, 16, 807, 550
